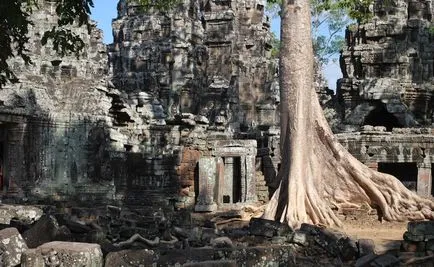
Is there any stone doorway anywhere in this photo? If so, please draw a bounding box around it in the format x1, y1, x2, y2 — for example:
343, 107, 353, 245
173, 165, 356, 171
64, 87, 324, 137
364, 104, 402, 131
195, 140, 257, 212
378, 162, 418, 191
221, 157, 241, 204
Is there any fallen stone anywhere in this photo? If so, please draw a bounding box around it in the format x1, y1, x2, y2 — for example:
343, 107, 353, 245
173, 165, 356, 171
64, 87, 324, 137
338, 237, 358, 261
371, 253, 399, 267
249, 217, 289, 238
403, 231, 425, 242
21, 241, 103, 267
355, 253, 378, 267
22, 215, 60, 248
0, 205, 43, 225
427, 239, 434, 252
290, 230, 309, 246
183, 260, 237, 267
313, 227, 347, 256
401, 240, 426, 252
271, 236, 287, 245
0, 227, 28, 267
357, 239, 375, 257
104, 249, 155, 267
408, 221, 434, 236
299, 223, 322, 235
211, 237, 234, 248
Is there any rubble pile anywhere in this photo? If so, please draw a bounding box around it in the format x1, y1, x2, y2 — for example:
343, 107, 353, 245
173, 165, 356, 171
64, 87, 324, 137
0, 203, 431, 266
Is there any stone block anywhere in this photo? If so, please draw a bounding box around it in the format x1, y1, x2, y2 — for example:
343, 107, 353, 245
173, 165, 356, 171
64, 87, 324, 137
313, 228, 347, 256
403, 231, 424, 242
249, 217, 289, 238
21, 242, 103, 267
183, 260, 237, 267
104, 249, 155, 267
338, 237, 358, 261
427, 239, 434, 252
408, 221, 434, 236
22, 215, 60, 248
210, 237, 235, 248
401, 240, 426, 252
355, 253, 377, 267
0, 205, 43, 225
290, 231, 309, 246
0, 228, 28, 267
357, 238, 376, 257
371, 253, 399, 267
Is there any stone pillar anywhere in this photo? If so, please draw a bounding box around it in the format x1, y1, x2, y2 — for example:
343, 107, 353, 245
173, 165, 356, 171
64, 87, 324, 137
240, 156, 246, 202
6, 123, 26, 195
417, 163, 432, 197
216, 157, 224, 205
195, 157, 217, 212
245, 154, 258, 202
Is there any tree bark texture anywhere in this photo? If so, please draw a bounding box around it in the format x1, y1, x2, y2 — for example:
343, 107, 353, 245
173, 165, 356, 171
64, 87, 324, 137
262, 0, 434, 227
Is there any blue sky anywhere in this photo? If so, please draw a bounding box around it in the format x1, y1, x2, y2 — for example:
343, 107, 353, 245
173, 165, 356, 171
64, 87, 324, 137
90, 0, 341, 89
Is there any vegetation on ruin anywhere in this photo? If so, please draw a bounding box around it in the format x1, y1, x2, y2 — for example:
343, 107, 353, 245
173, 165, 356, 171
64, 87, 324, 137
0, 0, 433, 228
0, 0, 94, 87
262, 0, 434, 227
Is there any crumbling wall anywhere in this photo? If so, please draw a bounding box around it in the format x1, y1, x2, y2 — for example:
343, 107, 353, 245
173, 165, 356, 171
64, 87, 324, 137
337, 0, 434, 132
336, 0, 434, 197
0, 0, 278, 210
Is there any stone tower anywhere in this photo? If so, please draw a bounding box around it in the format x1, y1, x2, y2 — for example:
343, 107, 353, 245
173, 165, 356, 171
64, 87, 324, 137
336, 0, 434, 197
338, 0, 434, 131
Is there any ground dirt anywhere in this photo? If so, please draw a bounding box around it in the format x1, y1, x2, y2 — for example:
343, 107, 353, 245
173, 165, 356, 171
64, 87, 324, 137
335, 211, 407, 253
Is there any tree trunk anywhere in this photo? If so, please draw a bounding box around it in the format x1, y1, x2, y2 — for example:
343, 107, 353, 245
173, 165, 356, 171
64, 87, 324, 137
262, 0, 434, 227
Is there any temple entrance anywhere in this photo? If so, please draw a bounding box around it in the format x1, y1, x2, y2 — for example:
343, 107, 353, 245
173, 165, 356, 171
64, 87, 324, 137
222, 157, 241, 204
431, 164, 434, 196
364, 104, 402, 131
195, 140, 257, 212
378, 162, 418, 191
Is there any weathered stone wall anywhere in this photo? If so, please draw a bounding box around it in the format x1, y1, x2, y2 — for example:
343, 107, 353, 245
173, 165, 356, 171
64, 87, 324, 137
110, 0, 277, 130
337, 0, 434, 132
334, 0, 434, 197
0, 0, 277, 211
109, 0, 278, 207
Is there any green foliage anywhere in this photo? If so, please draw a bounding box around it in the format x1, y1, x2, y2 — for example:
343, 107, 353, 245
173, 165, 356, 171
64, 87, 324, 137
317, 0, 373, 23
312, 0, 349, 64
0, 0, 35, 86
42, 0, 94, 58
270, 32, 281, 58
0, 0, 94, 87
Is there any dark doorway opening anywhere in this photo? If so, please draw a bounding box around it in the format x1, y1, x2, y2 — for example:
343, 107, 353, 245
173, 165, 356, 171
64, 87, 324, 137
232, 157, 241, 203
431, 164, 434, 196
364, 104, 402, 131
378, 162, 417, 191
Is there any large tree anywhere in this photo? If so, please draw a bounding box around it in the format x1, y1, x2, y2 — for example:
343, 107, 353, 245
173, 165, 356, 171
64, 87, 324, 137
262, 0, 434, 227
1, 0, 433, 227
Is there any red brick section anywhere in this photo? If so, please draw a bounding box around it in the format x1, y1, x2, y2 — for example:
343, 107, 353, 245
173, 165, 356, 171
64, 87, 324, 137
177, 148, 201, 194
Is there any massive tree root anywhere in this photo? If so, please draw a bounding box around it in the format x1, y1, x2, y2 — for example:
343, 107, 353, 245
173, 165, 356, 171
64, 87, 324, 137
262, 88, 434, 227
262, 0, 434, 228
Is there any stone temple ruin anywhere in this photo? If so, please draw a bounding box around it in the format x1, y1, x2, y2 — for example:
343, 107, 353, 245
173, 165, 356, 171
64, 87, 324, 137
1, 0, 278, 215
335, 0, 434, 197
0, 0, 433, 218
